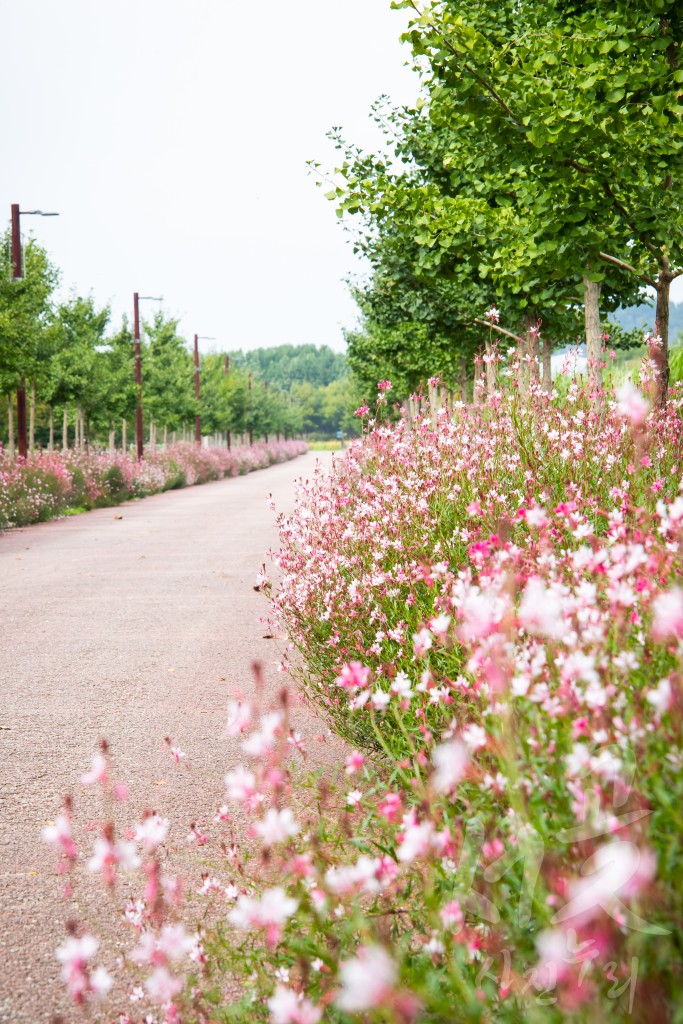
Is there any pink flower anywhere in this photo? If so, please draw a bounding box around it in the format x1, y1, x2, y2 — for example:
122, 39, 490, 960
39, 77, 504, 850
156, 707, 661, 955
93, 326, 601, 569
431, 740, 469, 794
229, 887, 298, 948
268, 985, 322, 1024
254, 808, 299, 847
336, 946, 397, 1012
397, 818, 434, 863
555, 842, 657, 927
56, 934, 110, 1003
345, 750, 365, 775
354, 405, 370, 417
377, 792, 402, 822
412, 628, 433, 657
144, 965, 184, 1004
485, 305, 500, 324
225, 765, 258, 804
42, 813, 77, 861
646, 678, 673, 717
134, 815, 169, 852
242, 710, 284, 757
616, 381, 649, 427
651, 587, 683, 639
88, 837, 140, 884
440, 900, 463, 929
335, 661, 371, 691
226, 700, 252, 736
378, 380, 393, 392
518, 578, 567, 640
461, 723, 487, 752
80, 753, 108, 787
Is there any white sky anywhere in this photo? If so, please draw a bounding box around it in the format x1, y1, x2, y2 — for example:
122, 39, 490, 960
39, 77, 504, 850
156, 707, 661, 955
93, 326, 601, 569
1, 0, 418, 354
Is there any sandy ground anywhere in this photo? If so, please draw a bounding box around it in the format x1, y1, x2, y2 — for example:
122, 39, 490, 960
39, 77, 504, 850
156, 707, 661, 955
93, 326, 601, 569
0, 450, 344, 1023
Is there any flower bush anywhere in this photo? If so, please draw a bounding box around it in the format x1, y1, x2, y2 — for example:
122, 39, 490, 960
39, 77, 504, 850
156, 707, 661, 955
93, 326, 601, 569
0, 440, 307, 529
42, 376, 683, 1022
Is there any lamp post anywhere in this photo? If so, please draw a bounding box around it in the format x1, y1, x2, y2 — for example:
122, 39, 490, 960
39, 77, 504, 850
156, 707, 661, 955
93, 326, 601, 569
224, 355, 231, 450
248, 371, 253, 446
10, 204, 59, 459
193, 336, 215, 447
133, 293, 162, 460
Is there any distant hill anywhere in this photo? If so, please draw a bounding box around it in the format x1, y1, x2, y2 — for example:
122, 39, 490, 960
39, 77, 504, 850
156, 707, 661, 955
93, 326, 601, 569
228, 344, 347, 389
613, 301, 683, 344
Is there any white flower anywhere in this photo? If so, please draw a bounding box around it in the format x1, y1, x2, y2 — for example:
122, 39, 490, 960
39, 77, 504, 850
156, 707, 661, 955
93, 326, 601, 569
518, 578, 567, 640
432, 739, 469, 794
461, 723, 487, 752
134, 815, 169, 852
646, 678, 672, 717
616, 381, 649, 426
268, 985, 321, 1024
336, 946, 397, 1012
254, 808, 299, 847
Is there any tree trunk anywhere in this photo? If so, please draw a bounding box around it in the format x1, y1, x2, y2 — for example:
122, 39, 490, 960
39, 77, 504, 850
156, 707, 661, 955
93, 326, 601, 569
29, 382, 36, 453
653, 266, 674, 406
122, 418, 127, 453
473, 354, 483, 406
583, 275, 603, 410
542, 337, 553, 393
484, 339, 495, 396
459, 354, 468, 403
109, 430, 115, 453
49, 407, 54, 450
525, 315, 540, 385
8, 395, 15, 457
63, 408, 69, 450
163, 425, 168, 448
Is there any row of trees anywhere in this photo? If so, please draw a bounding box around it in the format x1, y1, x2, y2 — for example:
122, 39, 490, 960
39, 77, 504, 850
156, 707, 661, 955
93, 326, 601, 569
0, 234, 357, 452
318, 0, 683, 405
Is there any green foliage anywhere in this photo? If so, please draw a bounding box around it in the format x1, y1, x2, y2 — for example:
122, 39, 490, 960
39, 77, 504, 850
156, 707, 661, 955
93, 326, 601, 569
230, 344, 347, 389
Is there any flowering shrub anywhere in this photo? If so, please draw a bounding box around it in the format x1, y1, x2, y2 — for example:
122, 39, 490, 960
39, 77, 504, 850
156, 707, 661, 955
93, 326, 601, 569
42, 378, 683, 1022
0, 440, 307, 529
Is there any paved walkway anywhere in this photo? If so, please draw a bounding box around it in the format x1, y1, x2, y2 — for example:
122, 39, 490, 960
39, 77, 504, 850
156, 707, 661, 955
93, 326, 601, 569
0, 451, 342, 1022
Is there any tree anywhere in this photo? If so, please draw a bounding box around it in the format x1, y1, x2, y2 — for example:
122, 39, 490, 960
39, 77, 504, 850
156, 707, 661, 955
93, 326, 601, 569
142, 313, 194, 436
394, 0, 683, 401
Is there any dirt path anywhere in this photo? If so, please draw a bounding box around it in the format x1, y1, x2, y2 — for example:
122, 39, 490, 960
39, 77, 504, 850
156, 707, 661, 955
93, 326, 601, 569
0, 451, 343, 1023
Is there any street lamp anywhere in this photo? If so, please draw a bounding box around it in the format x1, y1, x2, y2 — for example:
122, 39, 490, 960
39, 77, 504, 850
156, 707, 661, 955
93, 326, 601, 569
193, 335, 215, 447
224, 355, 231, 450
133, 292, 162, 460
10, 204, 59, 458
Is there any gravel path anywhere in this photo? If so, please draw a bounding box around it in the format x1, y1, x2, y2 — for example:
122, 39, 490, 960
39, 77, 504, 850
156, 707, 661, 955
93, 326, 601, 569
0, 451, 343, 1023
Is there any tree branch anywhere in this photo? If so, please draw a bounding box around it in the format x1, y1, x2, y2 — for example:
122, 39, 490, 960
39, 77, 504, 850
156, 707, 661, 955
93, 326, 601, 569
472, 317, 524, 344
599, 252, 657, 288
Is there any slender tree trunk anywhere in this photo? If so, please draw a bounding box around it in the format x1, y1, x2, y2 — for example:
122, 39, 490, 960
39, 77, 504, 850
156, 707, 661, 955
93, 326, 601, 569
8, 395, 15, 457
542, 337, 553, 393
163, 425, 168, 448
172, 430, 177, 445
122, 418, 127, 452
653, 266, 674, 406
484, 339, 495, 396
525, 314, 540, 385
459, 353, 468, 403
49, 406, 54, 450
473, 354, 483, 406
29, 382, 36, 453
583, 275, 603, 410
63, 408, 69, 450
109, 430, 115, 453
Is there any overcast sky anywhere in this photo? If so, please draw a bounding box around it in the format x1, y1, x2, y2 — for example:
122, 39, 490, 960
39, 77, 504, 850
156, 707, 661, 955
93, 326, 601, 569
1, 0, 418, 354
